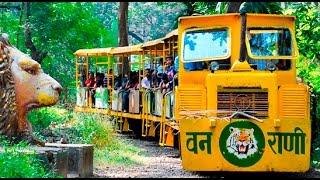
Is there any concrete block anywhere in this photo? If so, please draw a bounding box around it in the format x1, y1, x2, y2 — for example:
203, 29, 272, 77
32, 146, 69, 177
45, 143, 94, 178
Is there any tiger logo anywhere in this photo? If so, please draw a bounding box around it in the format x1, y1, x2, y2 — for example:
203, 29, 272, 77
226, 127, 258, 159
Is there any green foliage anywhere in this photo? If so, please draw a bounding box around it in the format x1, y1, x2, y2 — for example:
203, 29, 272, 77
27, 106, 69, 132
0, 2, 22, 47
311, 130, 320, 168
284, 2, 320, 92
129, 2, 185, 44
33, 2, 115, 88
239, 2, 283, 14
0, 139, 58, 178
28, 106, 115, 148
0, 2, 118, 90
28, 107, 143, 167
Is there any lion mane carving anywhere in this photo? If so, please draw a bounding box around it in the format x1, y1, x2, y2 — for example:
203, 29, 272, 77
0, 33, 62, 146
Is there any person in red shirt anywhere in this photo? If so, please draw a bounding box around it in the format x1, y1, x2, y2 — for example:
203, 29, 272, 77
85, 72, 96, 107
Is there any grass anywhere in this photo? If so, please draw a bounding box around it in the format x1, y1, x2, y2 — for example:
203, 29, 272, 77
26, 104, 320, 174
94, 138, 145, 168
0, 139, 59, 178
27, 105, 145, 171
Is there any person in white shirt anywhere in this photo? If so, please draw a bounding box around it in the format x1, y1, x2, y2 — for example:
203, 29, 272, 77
141, 69, 151, 89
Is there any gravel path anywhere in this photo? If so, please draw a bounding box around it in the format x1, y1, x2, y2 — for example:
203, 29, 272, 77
93, 133, 320, 178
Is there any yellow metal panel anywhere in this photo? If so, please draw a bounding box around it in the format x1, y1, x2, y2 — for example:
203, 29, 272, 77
176, 85, 207, 119
180, 118, 310, 172
279, 84, 309, 119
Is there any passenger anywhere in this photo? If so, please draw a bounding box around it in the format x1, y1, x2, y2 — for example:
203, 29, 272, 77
297, 77, 303, 85
79, 67, 86, 87
93, 73, 104, 89
151, 69, 159, 88
85, 72, 96, 107
173, 56, 180, 87
120, 72, 129, 90
121, 72, 131, 113
174, 56, 179, 72
114, 74, 122, 90
149, 69, 157, 114
156, 58, 164, 79
159, 73, 170, 94
164, 56, 176, 92
103, 69, 113, 88
246, 30, 281, 70
130, 71, 139, 90
141, 68, 151, 90
122, 71, 139, 113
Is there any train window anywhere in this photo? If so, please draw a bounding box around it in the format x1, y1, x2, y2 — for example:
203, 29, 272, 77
182, 28, 230, 62
246, 28, 297, 59
246, 28, 294, 71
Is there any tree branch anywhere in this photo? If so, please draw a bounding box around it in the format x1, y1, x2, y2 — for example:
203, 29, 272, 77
128, 31, 144, 43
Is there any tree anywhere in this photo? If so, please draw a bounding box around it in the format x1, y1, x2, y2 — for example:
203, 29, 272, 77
225, 2, 243, 13
24, 2, 47, 64
118, 2, 130, 75
285, 2, 320, 92
14, 2, 115, 88
130, 2, 184, 44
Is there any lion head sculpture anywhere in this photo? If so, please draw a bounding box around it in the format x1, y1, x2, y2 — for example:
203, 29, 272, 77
0, 33, 62, 146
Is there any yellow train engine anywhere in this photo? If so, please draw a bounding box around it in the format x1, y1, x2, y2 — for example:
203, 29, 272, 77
74, 13, 311, 173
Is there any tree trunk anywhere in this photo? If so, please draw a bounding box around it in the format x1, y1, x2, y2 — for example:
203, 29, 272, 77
23, 2, 47, 64
118, 2, 130, 75
16, 2, 23, 49
225, 2, 243, 13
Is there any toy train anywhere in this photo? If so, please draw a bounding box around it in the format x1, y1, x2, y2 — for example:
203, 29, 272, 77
74, 13, 311, 172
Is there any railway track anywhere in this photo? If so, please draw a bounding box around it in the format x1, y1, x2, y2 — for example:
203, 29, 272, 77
93, 133, 320, 178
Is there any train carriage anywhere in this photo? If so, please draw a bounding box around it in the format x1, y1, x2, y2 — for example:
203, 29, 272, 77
74, 13, 311, 173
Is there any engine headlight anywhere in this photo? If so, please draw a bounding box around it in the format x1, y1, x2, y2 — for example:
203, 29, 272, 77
267, 61, 276, 72
210, 61, 220, 71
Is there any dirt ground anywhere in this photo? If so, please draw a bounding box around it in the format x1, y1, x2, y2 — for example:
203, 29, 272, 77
93, 134, 320, 178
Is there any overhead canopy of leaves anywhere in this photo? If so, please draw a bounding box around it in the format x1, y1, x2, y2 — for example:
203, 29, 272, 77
20, 2, 116, 87
284, 2, 320, 92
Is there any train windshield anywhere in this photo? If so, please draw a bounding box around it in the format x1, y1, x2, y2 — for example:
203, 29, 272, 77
182, 28, 230, 62
246, 28, 297, 58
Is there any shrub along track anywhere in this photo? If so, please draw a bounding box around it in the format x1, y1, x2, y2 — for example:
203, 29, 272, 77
93, 133, 320, 178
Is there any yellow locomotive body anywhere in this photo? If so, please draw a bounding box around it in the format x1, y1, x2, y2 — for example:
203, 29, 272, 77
74, 13, 311, 172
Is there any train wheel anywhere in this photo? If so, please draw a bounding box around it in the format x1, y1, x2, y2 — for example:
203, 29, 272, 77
128, 119, 142, 139
174, 129, 179, 149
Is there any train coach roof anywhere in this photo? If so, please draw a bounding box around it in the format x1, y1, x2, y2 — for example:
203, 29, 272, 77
142, 38, 164, 48
110, 44, 143, 55
164, 29, 178, 39
74, 48, 113, 56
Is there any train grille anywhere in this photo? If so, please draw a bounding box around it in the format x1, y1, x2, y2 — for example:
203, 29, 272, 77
217, 92, 268, 118
279, 86, 308, 119
179, 89, 203, 111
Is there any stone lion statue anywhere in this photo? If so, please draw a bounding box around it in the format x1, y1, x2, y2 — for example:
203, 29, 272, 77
0, 33, 62, 146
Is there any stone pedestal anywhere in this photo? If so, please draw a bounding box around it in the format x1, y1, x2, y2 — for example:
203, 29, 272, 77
32, 146, 69, 177
45, 143, 94, 178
